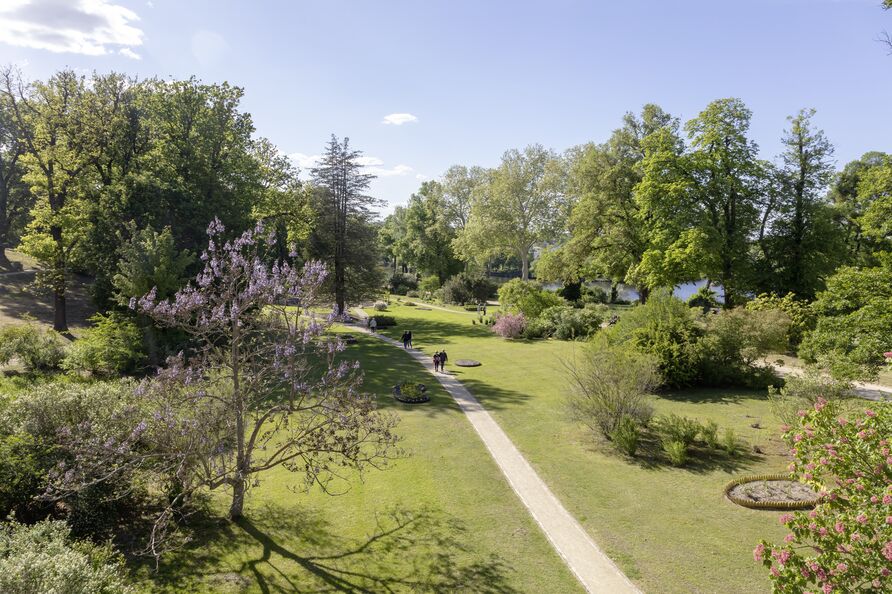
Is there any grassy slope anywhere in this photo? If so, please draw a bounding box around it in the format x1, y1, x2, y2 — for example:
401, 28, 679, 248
370, 302, 790, 594
135, 330, 582, 593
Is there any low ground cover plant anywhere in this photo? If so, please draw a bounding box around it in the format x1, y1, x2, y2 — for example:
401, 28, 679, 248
61, 313, 145, 377
0, 323, 66, 372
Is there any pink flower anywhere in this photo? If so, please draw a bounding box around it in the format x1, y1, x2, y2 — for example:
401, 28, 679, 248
837, 417, 847, 426
884, 541, 892, 562
856, 514, 867, 524
778, 550, 791, 565
835, 562, 847, 573
865, 409, 876, 417
887, 516, 892, 525
835, 521, 845, 533
784, 533, 795, 543
779, 513, 794, 525
818, 527, 828, 536
883, 494, 892, 504
753, 543, 765, 562
822, 584, 833, 594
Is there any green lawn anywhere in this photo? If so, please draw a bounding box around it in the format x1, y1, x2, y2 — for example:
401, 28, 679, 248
367, 302, 791, 594
133, 330, 582, 593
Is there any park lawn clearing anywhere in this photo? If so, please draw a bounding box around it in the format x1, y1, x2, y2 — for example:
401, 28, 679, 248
368, 302, 792, 594
133, 329, 582, 593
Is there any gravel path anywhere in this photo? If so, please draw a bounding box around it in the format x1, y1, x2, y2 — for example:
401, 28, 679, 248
351, 309, 639, 594
771, 364, 892, 401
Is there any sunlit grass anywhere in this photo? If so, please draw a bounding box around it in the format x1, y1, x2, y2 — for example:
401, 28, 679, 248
364, 302, 792, 593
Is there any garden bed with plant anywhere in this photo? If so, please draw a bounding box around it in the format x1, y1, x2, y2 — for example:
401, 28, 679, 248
393, 382, 429, 403
724, 474, 819, 510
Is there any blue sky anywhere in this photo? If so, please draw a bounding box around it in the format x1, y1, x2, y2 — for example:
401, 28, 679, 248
2, 0, 891, 214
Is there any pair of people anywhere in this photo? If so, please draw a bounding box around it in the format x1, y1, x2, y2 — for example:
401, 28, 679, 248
432, 350, 448, 372
400, 330, 413, 349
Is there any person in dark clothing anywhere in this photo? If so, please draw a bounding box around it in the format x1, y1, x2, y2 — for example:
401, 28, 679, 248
482, 304, 487, 315
439, 349, 448, 370
400, 331, 409, 348
433, 352, 441, 372
406, 330, 413, 348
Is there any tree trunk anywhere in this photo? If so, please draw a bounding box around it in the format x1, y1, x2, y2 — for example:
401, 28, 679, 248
638, 285, 649, 304
229, 477, 246, 520
520, 251, 529, 281
50, 224, 68, 332
609, 282, 618, 304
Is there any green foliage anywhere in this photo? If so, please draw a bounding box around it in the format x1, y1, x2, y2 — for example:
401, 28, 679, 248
653, 414, 701, 448
112, 225, 194, 306
700, 419, 720, 449
373, 300, 388, 311
721, 428, 738, 456
661, 440, 688, 467
371, 315, 396, 328
686, 285, 719, 312
497, 279, 565, 318
534, 305, 604, 340
0, 433, 52, 520
610, 416, 640, 457
755, 401, 892, 592
798, 263, 892, 380
0, 520, 132, 594
746, 292, 815, 351
418, 274, 441, 294
605, 291, 702, 388
767, 368, 852, 428
61, 313, 145, 376
696, 307, 790, 387
566, 343, 659, 439
0, 323, 65, 372
441, 272, 496, 305
387, 272, 417, 296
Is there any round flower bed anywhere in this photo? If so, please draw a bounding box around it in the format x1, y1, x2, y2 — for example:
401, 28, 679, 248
724, 474, 820, 510
393, 382, 429, 404
454, 359, 481, 367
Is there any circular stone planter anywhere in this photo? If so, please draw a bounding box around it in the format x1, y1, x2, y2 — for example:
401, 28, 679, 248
392, 383, 430, 404
454, 359, 481, 367
724, 474, 820, 510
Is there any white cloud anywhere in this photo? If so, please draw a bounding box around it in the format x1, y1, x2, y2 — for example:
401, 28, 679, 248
415, 173, 428, 180
381, 113, 418, 126
367, 164, 413, 177
0, 0, 143, 56
191, 29, 226, 65
119, 46, 140, 59
288, 152, 322, 170
356, 156, 384, 166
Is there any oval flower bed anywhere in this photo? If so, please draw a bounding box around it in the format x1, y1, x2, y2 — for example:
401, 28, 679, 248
724, 474, 820, 510
393, 382, 429, 404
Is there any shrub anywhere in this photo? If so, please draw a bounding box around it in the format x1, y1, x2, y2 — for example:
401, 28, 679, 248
653, 414, 701, 448
687, 285, 720, 312
492, 313, 526, 339
539, 305, 604, 340
0, 323, 65, 372
696, 307, 789, 387
721, 428, 738, 456
580, 285, 608, 306
522, 316, 553, 339
418, 275, 441, 294
370, 315, 396, 328
387, 272, 417, 296
0, 433, 53, 520
610, 416, 640, 457
373, 300, 388, 311
766, 367, 852, 428
405, 290, 419, 298
0, 520, 133, 594
798, 264, 892, 380
497, 279, 565, 318
566, 343, 659, 438
557, 282, 582, 303
442, 273, 495, 305
746, 292, 815, 351
700, 419, 720, 449
62, 313, 145, 376
662, 439, 688, 466
755, 400, 892, 592
605, 291, 702, 388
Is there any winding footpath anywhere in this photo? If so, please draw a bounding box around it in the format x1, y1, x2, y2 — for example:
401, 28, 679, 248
351, 309, 639, 594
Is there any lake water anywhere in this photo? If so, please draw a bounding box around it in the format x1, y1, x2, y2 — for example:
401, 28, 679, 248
542, 279, 725, 304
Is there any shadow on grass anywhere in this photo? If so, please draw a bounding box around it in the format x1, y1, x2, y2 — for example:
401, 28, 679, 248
656, 386, 772, 406
149, 504, 520, 594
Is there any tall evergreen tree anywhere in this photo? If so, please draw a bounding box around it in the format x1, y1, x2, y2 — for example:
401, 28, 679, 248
756, 109, 842, 299
310, 135, 382, 313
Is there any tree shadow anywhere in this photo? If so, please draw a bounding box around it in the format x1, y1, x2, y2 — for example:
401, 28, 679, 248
655, 386, 770, 406
0, 270, 94, 328
148, 503, 520, 593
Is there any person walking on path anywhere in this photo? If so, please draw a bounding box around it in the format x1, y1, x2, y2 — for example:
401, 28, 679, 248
400, 331, 409, 348
406, 330, 413, 348
369, 317, 377, 333
439, 349, 448, 371
433, 352, 441, 372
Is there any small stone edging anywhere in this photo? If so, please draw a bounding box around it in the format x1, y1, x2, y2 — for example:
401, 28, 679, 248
724, 473, 820, 510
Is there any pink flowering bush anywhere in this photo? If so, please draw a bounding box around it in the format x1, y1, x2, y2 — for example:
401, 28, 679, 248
756, 399, 892, 593
492, 312, 526, 339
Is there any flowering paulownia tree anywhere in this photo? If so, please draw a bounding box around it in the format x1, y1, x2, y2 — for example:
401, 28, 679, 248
755, 399, 892, 593
129, 218, 399, 523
